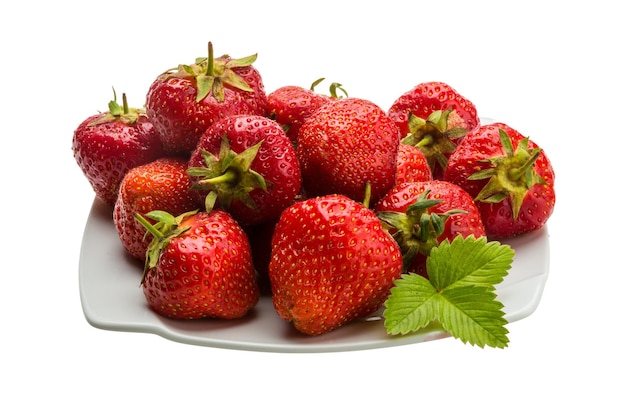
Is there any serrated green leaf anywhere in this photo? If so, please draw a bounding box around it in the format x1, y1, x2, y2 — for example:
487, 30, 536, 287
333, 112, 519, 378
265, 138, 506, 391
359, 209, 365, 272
384, 235, 514, 348
427, 235, 514, 290
383, 273, 438, 335
439, 285, 509, 348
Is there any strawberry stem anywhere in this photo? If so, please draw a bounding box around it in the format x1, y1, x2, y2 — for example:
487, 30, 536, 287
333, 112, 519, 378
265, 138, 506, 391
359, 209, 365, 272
207, 41, 214, 76
198, 169, 239, 186
416, 135, 433, 148
122, 93, 129, 115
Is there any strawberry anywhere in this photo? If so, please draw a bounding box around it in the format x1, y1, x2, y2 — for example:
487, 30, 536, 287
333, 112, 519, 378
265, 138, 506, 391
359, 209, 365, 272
296, 97, 401, 203
72, 90, 164, 207
113, 157, 199, 262
243, 218, 278, 295
136, 206, 259, 319
374, 180, 485, 278
267, 79, 346, 143
187, 114, 302, 226
269, 194, 403, 336
395, 143, 433, 185
145, 42, 268, 155
387, 81, 480, 178
444, 122, 555, 239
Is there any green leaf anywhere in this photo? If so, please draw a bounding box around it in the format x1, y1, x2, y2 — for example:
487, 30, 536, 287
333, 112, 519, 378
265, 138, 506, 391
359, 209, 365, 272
383, 273, 438, 335
439, 285, 509, 348
383, 235, 514, 348
427, 235, 514, 290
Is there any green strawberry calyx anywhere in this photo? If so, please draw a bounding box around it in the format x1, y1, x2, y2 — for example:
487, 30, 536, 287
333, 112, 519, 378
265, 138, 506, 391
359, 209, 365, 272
134, 209, 200, 282
401, 109, 468, 174
90, 88, 144, 126
468, 129, 546, 219
376, 189, 467, 271
164, 41, 256, 102
187, 136, 267, 212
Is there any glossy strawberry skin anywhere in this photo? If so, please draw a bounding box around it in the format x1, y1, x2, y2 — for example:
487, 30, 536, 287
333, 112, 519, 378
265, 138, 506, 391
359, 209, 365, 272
113, 157, 199, 261
387, 81, 480, 137
267, 85, 331, 142
395, 143, 433, 185
444, 123, 555, 239
230, 63, 269, 117
72, 113, 164, 207
374, 180, 485, 277
269, 194, 403, 336
188, 115, 302, 226
145, 53, 268, 156
296, 98, 401, 203
142, 210, 259, 319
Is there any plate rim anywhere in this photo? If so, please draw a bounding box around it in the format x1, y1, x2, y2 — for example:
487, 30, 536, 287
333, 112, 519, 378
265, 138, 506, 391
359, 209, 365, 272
79, 195, 550, 353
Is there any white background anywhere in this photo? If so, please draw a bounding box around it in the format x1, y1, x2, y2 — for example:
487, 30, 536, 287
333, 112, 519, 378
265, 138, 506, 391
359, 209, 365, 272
2, 1, 624, 406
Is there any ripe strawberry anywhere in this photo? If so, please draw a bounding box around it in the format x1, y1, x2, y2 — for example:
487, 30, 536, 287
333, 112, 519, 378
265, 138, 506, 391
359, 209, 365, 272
387, 81, 480, 178
137, 207, 259, 319
296, 97, 401, 203
374, 180, 485, 278
113, 157, 199, 261
444, 122, 555, 239
395, 143, 433, 185
72, 90, 164, 207
243, 218, 278, 295
269, 194, 403, 336
187, 114, 302, 226
145, 42, 268, 155
267, 79, 346, 143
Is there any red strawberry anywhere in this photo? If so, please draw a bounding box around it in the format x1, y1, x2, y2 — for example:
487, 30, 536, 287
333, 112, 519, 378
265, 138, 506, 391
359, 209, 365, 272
243, 218, 278, 295
374, 180, 485, 278
395, 143, 433, 185
137, 207, 259, 319
187, 114, 302, 226
72, 90, 164, 207
267, 79, 346, 143
388, 81, 480, 178
296, 97, 401, 203
444, 122, 555, 239
113, 157, 199, 261
269, 194, 403, 336
145, 42, 268, 155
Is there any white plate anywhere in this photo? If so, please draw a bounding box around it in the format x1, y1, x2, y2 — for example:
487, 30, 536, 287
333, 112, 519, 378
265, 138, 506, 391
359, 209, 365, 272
79, 196, 550, 353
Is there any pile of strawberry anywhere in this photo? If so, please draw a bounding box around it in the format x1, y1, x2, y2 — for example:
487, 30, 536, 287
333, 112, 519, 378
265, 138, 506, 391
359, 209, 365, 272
72, 43, 555, 340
